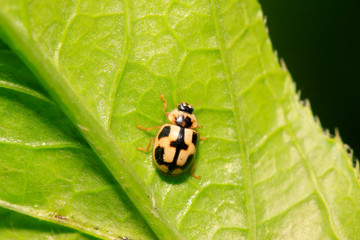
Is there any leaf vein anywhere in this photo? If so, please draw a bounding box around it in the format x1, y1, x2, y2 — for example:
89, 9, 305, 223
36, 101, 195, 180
286, 127, 341, 239
0, 80, 54, 104
54, 0, 81, 66
210, 1, 256, 238
106, 0, 132, 131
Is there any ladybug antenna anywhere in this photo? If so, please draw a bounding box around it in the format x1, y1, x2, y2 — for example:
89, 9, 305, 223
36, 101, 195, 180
176, 90, 203, 107
190, 100, 204, 107
177, 90, 184, 103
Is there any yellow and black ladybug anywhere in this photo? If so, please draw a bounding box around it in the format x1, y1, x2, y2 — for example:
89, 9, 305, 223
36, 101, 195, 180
137, 95, 206, 178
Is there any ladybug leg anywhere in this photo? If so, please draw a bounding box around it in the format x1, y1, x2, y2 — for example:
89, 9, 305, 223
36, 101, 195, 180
160, 94, 169, 117
190, 159, 201, 179
195, 130, 207, 140
137, 125, 161, 131
137, 137, 155, 152
193, 125, 203, 129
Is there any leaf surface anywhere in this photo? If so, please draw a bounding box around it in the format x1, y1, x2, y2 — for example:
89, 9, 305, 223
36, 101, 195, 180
0, 207, 94, 240
0, 50, 155, 239
1, 0, 360, 239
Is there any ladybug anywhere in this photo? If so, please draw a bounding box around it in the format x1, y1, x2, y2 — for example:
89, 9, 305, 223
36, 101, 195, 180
137, 94, 206, 178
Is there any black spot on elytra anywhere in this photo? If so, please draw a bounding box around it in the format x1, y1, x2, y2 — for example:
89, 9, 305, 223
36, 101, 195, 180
170, 127, 188, 164
155, 127, 195, 176
192, 131, 197, 145
158, 126, 170, 139
155, 146, 164, 165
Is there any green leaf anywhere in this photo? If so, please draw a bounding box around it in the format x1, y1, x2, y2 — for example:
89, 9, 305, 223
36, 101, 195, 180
0, 40, 8, 50
0, 50, 155, 239
0, 207, 94, 240
1, 0, 360, 239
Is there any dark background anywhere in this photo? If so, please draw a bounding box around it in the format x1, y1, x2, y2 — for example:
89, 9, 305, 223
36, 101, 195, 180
259, 0, 360, 157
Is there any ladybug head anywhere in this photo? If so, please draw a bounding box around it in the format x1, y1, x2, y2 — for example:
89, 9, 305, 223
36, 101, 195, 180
168, 102, 198, 128
178, 102, 193, 114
